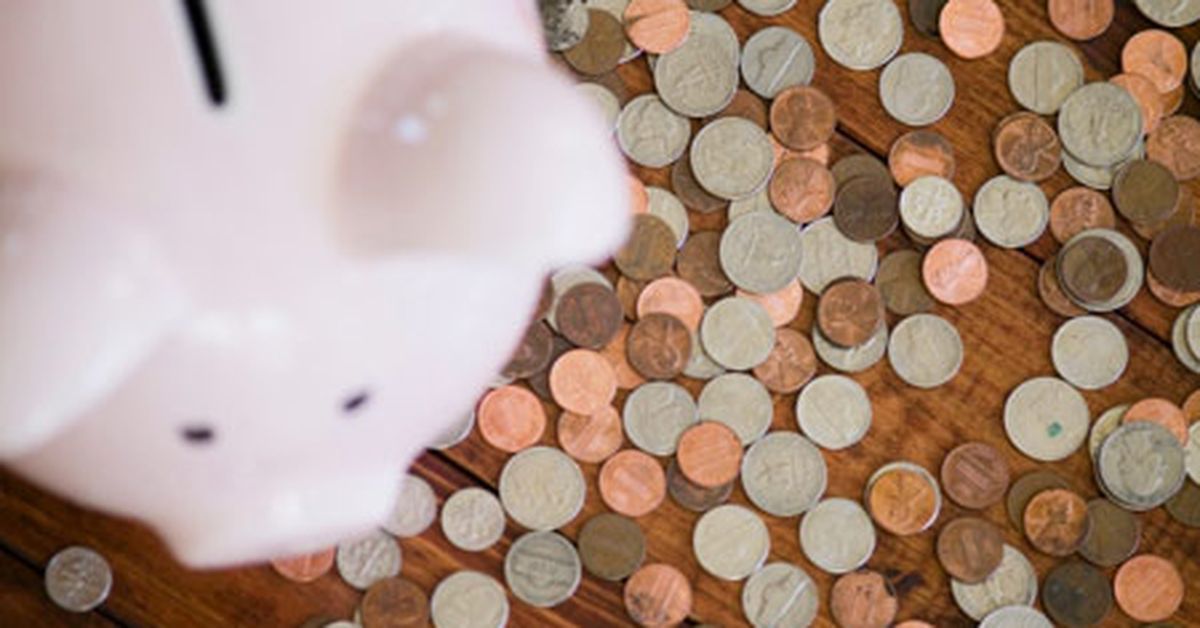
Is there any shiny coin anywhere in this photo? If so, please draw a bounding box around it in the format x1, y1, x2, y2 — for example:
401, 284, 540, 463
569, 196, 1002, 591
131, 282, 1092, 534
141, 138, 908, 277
1049, 187, 1117, 244
866, 461, 942, 536
645, 187, 689, 248
800, 497, 876, 574
741, 430, 828, 517
1113, 554, 1184, 622
797, 217, 879, 294
993, 111, 1063, 183
692, 117, 775, 201
44, 546, 111, 613
623, 381, 697, 455
654, 12, 739, 117
817, 278, 885, 348
889, 130, 956, 187
796, 374, 872, 450
361, 577, 429, 628
1051, 315, 1128, 390
1097, 422, 1186, 511
979, 606, 1053, 628
336, 531, 401, 591
599, 449, 667, 517
830, 570, 898, 628
1079, 498, 1140, 567
818, 0, 904, 70
771, 85, 837, 150
888, 313, 963, 388
974, 175, 1049, 248
564, 9, 625, 75
770, 157, 836, 224
877, 250, 935, 316
899, 175, 963, 241
941, 441, 1010, 510
939, 0, 1005, 59
1048, 0, 1114, 40
1058, 82, 1143, 168
440, 487, 505, 552
504, 531, 581, 608
922, 238, 988, 305
271, 548, 335, 584
478, 385, 546, 453
430, 571, 508, 628
382, 473, 438, 538
1023, 488, 1090, 556
499, 446, 586, 530
627, 312, 692, 380
1004, 376, 1089, 462
1042, 562, 1113, 627
616, 94, 690, 168
740, 26, 814, 99
741, 562, 819, 627
578, 513, 645, 581
700, 296, 776, 370
693, 504, 770, 581
623, 564, 692, 626
1007, 40, 1083, 115
833, 176, 900, 243
937, 517, 1005, 584
719, 211, 804, 293
697, 372, 773, 445
667, 457, 734, 512
1112, 159, 1180, 226
677, 421, 743, 488
879, 52, 955, 126
542, 0, 590, 51
950, 544, 1038, 621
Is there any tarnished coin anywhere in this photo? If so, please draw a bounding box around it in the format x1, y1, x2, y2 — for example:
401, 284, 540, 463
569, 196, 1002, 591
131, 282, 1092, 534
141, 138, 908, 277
1023, 488, 1090, 556
939, 0, 1005, 59
627, 312, 692, 380
818, 278, 885, 348
796, 374, 872, 450
833, 153, 892, 187
830, 570, 898, 628
692, 117, 775, 201
741, 431, 828, 517
877, 250, 935, 316
866, 462, 942, 536
1041, 561, 1112, 626
383, 473, 438, 538
740, 26, 815, 99
541, 0, 590, 51
589, 0, 642, 63
1123, 397, 1188, 445
654, 12, 739, 117
770, 157, 836, 224
741, 562, 819, 628
1049, 187, 1116, 244
1147, 115, 1200, 181
499, 446, 586, 530
1057, 229, 1141, 311
888, 313, 963, 388
950, 544, 1038, 622
713, 88, 771, 128
1113, 554, 1184, 622
667, 457, 734, 512
1004, 377, 1089, 462
737, 0, 797, 15
44, 546, 112, 613
719, 211, 804, 293
1007, 470, 1072, 532
899, 175, 963, 241
564, 9, 625, 75
440, 487, 505, 552
1188, 419, 1200, 484
693, 504, 770, 581
753, 328, 818, 393
1097, 422, 1186, 511
1058, 82, 1143, 168
974, 175, 1049, 248
502, 321, 555, 380
941, 441, 1010, 510
979, 606, 1053, 628
889, 130, 956, 187
771, 86, 837, 151
1113, 159, 1180, 226
1136, 0, 1200, 27
993, 111, 1063, 182
678, 230, 734, 297
616, 94, 691, 168
799, 498, 876, 574
672, 155, 727, 214
1166, 480, 1200, 527
923, 238, 988, 305
937, 517, 1005, 584
700, 296, 776, 370
271, 548, 335, 584
336, 531, 402, 591
430, 571, 508, 628
504, 531, 581, 608
833, 175, 900, 242
1079, 498, 1140, 567
1007, 41, 1083, 115
624, 381, 697, 455
1051, 315, 1128, 390
1048, 0, 1114, 40
1150, 225, 1200, 294
797, 217, 879, 294
615, 213, 677, 280
361, 577, 429, 628
697, 372, 772, 444
578, 513, 646, 581
909, 0, 949, 37
645, 186, 689, 248
1038, 258, 1087, 318
1123, 29, 1187, 93
879, 52, 955, 126
624, 564, 692, 626
599, 449, 667, 517
813, 323, 889, 373
687, 0, 733, 10
818, 0, 904, 70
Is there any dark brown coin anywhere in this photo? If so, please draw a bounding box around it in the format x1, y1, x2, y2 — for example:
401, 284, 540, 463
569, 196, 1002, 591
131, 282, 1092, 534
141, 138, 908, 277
940, 441, 1010, 510
616, 275, 645, 321
528, 334, 574, 400
832, 153, 892, 188
556, 282, 624, 349
563, 9, 625, 76
935, 517, 1004, 584
686, 0, 732, 9
816, 278, 885, 348
1112, 159, 1181, 226
360, 577, 429, 628
1134, 186, 1199, 241
752, 328, 818, 394
1057, 235, 1128, 306
833, 176, 900, 242
1042, 561, 1113, 627
829, 570, 898, 628
770, 85, 837, 151
1024, 488, 1091, 556
877, 250, 935, 316
502, 320, 556, 379
1165, 480, 1200, 528
1079, 498, 1141, 567
1007, 470, 1072, 531
677, 231, 733, 297
615, 214, 677, 281
1149, 225, 1200, 293
671, 155, 727, 214
909, 0, 949, 38
626, 312, 692, 379
1038, 258, 1086, 317
993, 111, 1062, 183
710, 88, 768, 129
578, 513, 646, 581
666, 457, 733, 512
533, 275, 555, 320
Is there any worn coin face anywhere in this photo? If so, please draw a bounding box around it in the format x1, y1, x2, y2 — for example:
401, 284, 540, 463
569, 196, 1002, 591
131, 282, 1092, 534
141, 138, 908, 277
1113, 554, 1184, 622
1006, 470, 1072, 532
1147, 114, 1200, 181
974, 175, 1049, 248
740, 26, 814, 98
678, 230, 734, 297
1050, 315, 1128, 390
1023, 488, 1090, 556
1136, 0, 1200, 27
818, 0, 904, 70
877, 250, 935, 316
558, 405, 623, 464
937, 517, 1005, 584
771, 85, 838, 150
627, 312, 693, 380
1038, 258, 1087, 318
889, 131, 956, 186
738, 279, 804, 328
499, 446, 586, 530
771, 157, 836, 224
692, 117, 775, 201
599, 449, 667, 517
1078, 498, 1140, 567
796, 374, 872, 450
949, 544, 1038, 621
879, 52, 955, 126
667, 457, 734, 511
336, 531, 402, 591
888, 313, 963, 388
899, 175, 963, 240
44, 546, 112, 613
1049, 187, 1116, 244
1007, 41, 1083, 115
697, 372, 772, 445
720, 212, 804, 294
1004, 376, 1089, 462
1113, 159, 1180, 225
813, 324, 889, 373
578, 513, 646, 581
623, 381, 697, 455
741, 431, 828, 517
941, 441, 1010, 510
1150, 225, 1200, 294
673, 155, 728, 214
543, 0, 590, 52
441, 487, 505, 552
383, 473, 438, 538
654, 11, 739, 117
799, 497, 876, 574
615, 214, 678, 281
616, 94, 691, 168
1166, 480, 1200, 527
833, 175, 900, 242
741, 562, 819, 627
753, 328, 818, 393
818, 279, 885, 348
1088, 403, 1129, 460
1041, 562, 1112, 626
430, 571, 509, 628
271, 548, 335, 584
624, 563, 692, 626
700, 296, 777, 370
1097, 422, 1186, 511
830, 570, 899, 628
504, 531, 582, 608
1057, 229, 1142, 311
564, 9, 626, 75
797, 217, 879, 293
693, 504, 770, 581
993, 112, 1063, 183
1058, 82, 1143, 168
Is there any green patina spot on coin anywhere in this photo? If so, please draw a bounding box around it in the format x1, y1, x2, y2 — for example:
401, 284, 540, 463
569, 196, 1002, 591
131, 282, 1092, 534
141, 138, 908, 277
1048, 422, 1063, 438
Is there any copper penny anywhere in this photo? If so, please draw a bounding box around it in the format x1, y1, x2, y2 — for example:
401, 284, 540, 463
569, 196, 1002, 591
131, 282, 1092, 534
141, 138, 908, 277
616, 275, 644, 321
1049, 187, 1117, 244
922, 238, 988, 306
1147, 268, 1200, 308
1112, 159, 1180, 226
1023, 488, 1090, 557
752, 327, 818, 394
936, 517, 1004, 584
939, 0, 1005, 60
817, 278, 885, 348
888, 130, 956, 187
615, 214, 677, 281
830, 570, 899, 628
833, 175, 900, 242
1057, 235, 1127, 305
867, 468, 939, 536
1007, 470, 1072, 532
1042, 561, 1114, 627
1149, 225, 1200, 293
600, 324, 648, 390
578, 513, 646, 581
1079, 498, 1141, 567
624, 0, 690, 54
794, 142, 832, 166
556, 282, 624, 349
564, 9, 626, 76
677, 231, 733, 298
1122, 397, 1189, 445
769, 157, 836, 224
1113, 554, 1184, 622
271, 548, 335, 583
624, 563, 692, 627
1184, 388, 1200, 422
502, 320, 556, 379
599, 449, 666, 518
993, 111, 1062, 183
676, 421, 743, 488
711, 88, 769, 129
1048, 0, 1113, 40
1135, 186, 1200, 241
478, 385, 547, 453
1147, 115, 1200, 181
770, 85, 837, 151
637, 277, 704, 332
626, 312, 692, 380
666, 458, 733, 512
671, 156, 727, 214
1122, 29, 1187, 94
361, 577, 429, 628
629, 173, 650, 215
1038, 258, 1087, 317
940, 442, 1010, 510
549, 348, 617, 415
737, 279, 804, 327
558, 405, 624, 464
1111, 72, 1164, 135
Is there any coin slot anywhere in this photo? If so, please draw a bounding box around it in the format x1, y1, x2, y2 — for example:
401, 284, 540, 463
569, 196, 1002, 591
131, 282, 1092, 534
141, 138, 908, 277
180, 0, 227, 106
342, 390, 371, 414
181, 424, 215, 444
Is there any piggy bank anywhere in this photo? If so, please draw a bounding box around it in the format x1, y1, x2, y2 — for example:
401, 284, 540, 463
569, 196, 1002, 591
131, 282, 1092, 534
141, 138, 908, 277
0, 1, 627, 567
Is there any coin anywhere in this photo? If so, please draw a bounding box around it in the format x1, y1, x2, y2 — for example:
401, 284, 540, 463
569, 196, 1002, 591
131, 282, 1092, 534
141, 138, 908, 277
623, 0, 689, 54
1056, 229, 1140, 311
599, 449, 667, 517
1097, 422, 1186, 511
1173, 304, 1200, 374
1038, 258, 1087, 318
600, 324, 647, 390
888, 313, 963, 388
974, 175, 1049, 248
558, 405, 624, 464
719, 211, 804, 293
889, 131, 956, 187
549, 348, 617, 415
646, 187, 689, 248
798, 217, 879, 293
830, 570, 898, 628
941, 441, 1010, 509
833, 153, 893, 186
1113, 159, 1180, 226
834, 175, 900, 242
1123, 397, 1189, 444
336, 531, 401, 590
430, 571, 508, 628
879, 52, 955, 126
499, 446, 586, 530
1007, 470, 1072, 531
1048, 0, 1113, 40
677, 421, 743, 488
693, 504, 770, 581
678, 231, 734, 297
866, 462, 941, 536
937, 517, 1004, 584
818, 0, 904, 70
672, 155, 727, 214
1113, 554, 1184, 622
1079, 498, 1140, 567
796, 374, 872, 450
626, 312, 692, 380
1048, 187, 1116, 244
1111, 72, 1165, 135
1150, 226, 1200, 293
1090, 404, 1130, 460
712, 88, 769, 129
616, 94, 691, 168
737, 279, 804, 328
272, 548, 336, 584
800, 498, 876, 574
44, 546, 112, 613
477, 385, 546, 453
737, 0, 797, 15
624, 563, 692, 626
728, 187, 776, 222
429, 409, 476, 451
623, 381, 697, 455
741, 431, 827, 517
1007, 41, 1083, 115
1058, 82, 1143, 168
741, 562, 819, 627
654, 12, 739, 117
993, 112, 1062, 182
541, 0, 590, 51
440, 487, 505, 552
697, 372, 773, 444
1147, 115, 1200, 181
899, 175, 963, 240
638, 277, 704, 331
692, 117, 775, 201
615, 214, 677, 281
667, 457, 734, 511
979, 606, 1053, 628
700, 296, 776, 370
683, 330, 728, 380
564, 9, 625, 75
360, 577, 429, 628
1166, 480, 1200, 527
813, 323, 889, 373
1004, 377, 1089, 462
770, 157, 836, 224
949, 544, 1038, 621
909, 0, 948, 37
1136, 0, 1200, 26
382, 473, 438, 539
939, 0, 1005, 59
740, 26, 815, 99
923, 238, 988, 305
578, 513, 646, 581
504, 531, 582, 608
1050, 315, 1128, 391
1023, 488, 1090, 556
770, 85, 837, 150
877, 250, 936, 316
577, 81, 621, 133
1123, 29, 1187, 93
818, 279, 885, 348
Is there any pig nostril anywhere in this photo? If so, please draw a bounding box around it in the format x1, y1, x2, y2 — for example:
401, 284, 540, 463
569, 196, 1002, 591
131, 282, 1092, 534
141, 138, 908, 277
180, 424, 215, 445
342, 390, 371, 415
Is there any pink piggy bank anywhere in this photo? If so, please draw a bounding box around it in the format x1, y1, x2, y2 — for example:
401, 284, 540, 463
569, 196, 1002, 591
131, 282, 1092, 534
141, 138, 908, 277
0, 1, 627, 567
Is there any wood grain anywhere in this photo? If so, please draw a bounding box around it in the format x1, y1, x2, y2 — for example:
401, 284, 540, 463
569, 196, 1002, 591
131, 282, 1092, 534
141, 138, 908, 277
3, 1, 1200, 626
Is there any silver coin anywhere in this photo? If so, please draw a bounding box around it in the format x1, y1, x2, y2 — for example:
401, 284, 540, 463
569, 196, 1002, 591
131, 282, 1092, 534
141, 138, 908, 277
698, 372, 774, 445
898, 175, 963, 240
950, 544, 1038, 622
692, 117, 775, 201
499, 446, 586, 531
887, 314, 963, 388
623, 381, 699, 455
817, 0, 904, 71
1186, 421, 1200, 484
430, 410, 475, 451
616, 93, 691, 168
813, 324, 888, 373
879, 52, 955, 126
44, 546, 112, 613
973, 175, 1049, 249
740, 26, 815, 99
335, 530, 402, 590
693, 504, 771, 581
1007, 41, 1084, 115
799, 497, 876, 574
720, 211, 804, 293
1059, 228, 1144, 312
741, 431, 828, 517
504, 531, 582, 608
797, 217, 879, 294
541, 0, 590, 51
979, 605, 1054, 628
1173, 303, 1200, 374
1061, 137, 1144, 190
738, 0, 798, 15
430, 570, 509, 628
440, 487, 505, 552
1136, 0, 1200, 27
1098, 421, 1187, 511
700, 296, 777, 370
1187, 305, 1200, 359
576, 81, 621, 133
646, 186, 690, 248
728, 188, 777, 222
795, 374, 872, 451
654, 11, 740, 117
382, 473, 438, 538
1004, 376, 1089, 462
586, 0, 642, 62
1088, 403, 1130, 461
741, 562, 819, 627
684, 330, 729, 380
1051, 316, 1128, 390
1058, 82, 1143, 168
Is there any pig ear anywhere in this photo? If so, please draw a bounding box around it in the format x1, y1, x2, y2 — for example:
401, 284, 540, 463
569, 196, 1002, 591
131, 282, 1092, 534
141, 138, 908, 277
0, 184, 187, 457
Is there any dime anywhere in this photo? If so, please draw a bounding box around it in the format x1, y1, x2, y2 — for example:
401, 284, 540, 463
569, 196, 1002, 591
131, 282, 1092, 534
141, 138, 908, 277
1113, 555, 1184, 622
877, 250, 936, 316
770, 157, 836, 224
949, 544, 1038, 621
830, 570, 898, 628
382, 473, 438, 538
638, 276, 704, 331
1048, 187, 1116, 244
549, 348, 617, 415
499, 446, 586, 530
44, 546, 112, 613
692, 117, 774, 201
1004, 377, 1089, 462
654, 12, 739, 117
741, 431, 828, 517
1050, 315, 1127, 390
615, 213, 677, 280
564, 9, 625, 75
645, 187, 689, 248
1112, 159, 1180, 226
693, 504, 770, 581
923, 238, 988, 305
1111, 72, 1164, 135
888, 313, 963, 388
1147, 115, 1200, 181
719, 211, 804, 293
272, 548, 335, 584
1079, 498, 1140, 567
558, 405, 624, 464
578, 513, 646, 581
818, 0, 904, 70
937, 517, 1004, 584
879, 52, 955, 126
993, 112, 1062, 182
797, 217, 879, 294
678, 230, 734, 297
740, 26, 815, 99
623, 0, 689, 55
741, 562, 819, 627
430, 571, 508, 628
541, 0, 590, 51
795, 374, 872, 450
624, 564, 692, 626
1023, 488, 1090, 556
899, 175, 963, 240
737, 0, 797, 15
770, 86, 837, 150
504, 531, 581, 608
623, 381, 697, 455
616, 94, 691, 168
939, 0, 1004, 59
979, 606, 1053, 628
737, 279, 804, 328
865, 462, 941, 536
478, 385, 546, 453
1048, 0, 1114, 40
833, 175, 900, 242
1150, 225, 1200, 293
974, 175, 1048, 248
361, 577, 429, 628
599, 449, 667, 517
1135, 0, 1200, 27
1007, 41, 1083, 115
440, 487, 505, 552
1058, 82, 1142, 168
667, 457, 734, 511
672, 155, 727, 214
697, 372, 773, 444
627, 312, 692, 380
1122, 397, 1188, 445
818, 279, 885, 348
799, 498, 876, 574
1123, 29, 1188, 93
940, 441, 1010, 510
889, 131, 956, 187
1097, 422, 1186, 511
336, 531, 401, 591
700, 296, 776, 370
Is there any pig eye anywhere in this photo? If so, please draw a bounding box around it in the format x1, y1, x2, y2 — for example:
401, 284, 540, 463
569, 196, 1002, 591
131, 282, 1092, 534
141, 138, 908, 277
342, 390, 371, 414
180, 424, 215, 445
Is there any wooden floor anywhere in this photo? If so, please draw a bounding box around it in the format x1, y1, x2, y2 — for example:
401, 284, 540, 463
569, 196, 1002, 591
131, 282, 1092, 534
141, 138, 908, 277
4, 2, 1200, 626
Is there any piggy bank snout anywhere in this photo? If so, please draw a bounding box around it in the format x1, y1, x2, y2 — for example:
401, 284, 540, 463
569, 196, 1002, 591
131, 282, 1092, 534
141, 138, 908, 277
338, 39, 629, 270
